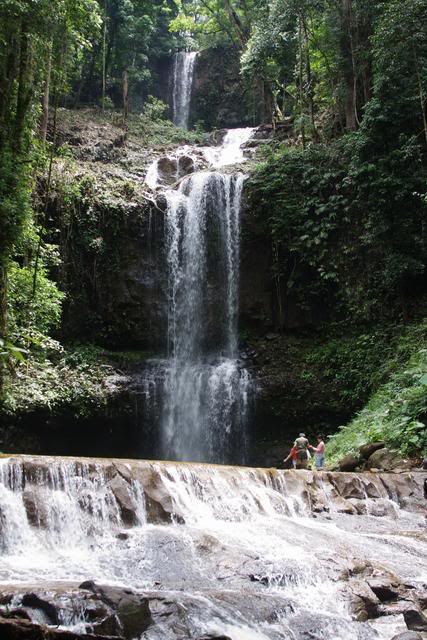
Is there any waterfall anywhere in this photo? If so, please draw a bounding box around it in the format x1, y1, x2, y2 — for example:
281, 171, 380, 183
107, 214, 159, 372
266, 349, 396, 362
159, 171, 251, 463
142, 128, 255, 464
0, 455, 425, 640
165, 172, 244, 359
172, 51, 197, 129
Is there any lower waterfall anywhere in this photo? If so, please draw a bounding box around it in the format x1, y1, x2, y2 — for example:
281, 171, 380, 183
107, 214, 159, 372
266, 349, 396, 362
160, 172, 250, 463
144, 131, 255, 464
0, 456, 425, 640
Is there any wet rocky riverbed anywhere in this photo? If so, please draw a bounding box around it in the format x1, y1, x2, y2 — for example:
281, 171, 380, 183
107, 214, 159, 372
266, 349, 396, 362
0, 456, 425, 640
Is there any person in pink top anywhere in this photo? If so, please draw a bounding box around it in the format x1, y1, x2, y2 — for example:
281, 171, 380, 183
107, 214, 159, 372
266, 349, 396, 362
309, 436, 325, 470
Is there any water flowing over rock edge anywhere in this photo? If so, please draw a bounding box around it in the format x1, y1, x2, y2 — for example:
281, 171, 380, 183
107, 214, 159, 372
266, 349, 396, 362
0, 455, 426, 639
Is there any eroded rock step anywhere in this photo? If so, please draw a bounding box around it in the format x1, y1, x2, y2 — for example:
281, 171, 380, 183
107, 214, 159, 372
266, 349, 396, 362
1, 454, 425, 524
0, 456, 426, 640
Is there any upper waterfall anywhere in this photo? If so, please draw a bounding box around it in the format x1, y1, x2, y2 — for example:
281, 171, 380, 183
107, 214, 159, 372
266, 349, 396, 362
172, 51, 197, 129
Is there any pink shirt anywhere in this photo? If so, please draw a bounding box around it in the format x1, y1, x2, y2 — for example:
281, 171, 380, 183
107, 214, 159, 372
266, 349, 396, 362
313, 441, 325, 454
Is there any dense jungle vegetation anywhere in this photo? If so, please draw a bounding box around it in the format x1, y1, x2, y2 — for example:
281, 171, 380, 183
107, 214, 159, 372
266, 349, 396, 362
0, 0, 426, 461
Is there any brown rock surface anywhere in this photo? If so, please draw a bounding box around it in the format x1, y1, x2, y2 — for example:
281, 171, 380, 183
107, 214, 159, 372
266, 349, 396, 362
22, 487, 48, 528
108, 474, 138, 525
338, 453, 361, 472
367, 448, 408, 471
359, 442, 386, 459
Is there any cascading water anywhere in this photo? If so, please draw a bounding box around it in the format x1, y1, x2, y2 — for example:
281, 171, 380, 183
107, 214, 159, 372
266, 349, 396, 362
0, 455, 425, 640
172, 51, 197, 129
144, 130, 255, 464
161, 172, 250, 463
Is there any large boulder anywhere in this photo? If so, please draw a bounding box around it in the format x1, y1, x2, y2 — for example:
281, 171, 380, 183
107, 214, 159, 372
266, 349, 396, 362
156, 155, 196, 186
346, 581, 380, 621
178, 155, 196, 177
134, 466, 183, 523
391, 633, 423, 640
328, 474, 365, 500
22, 487, 49, 528
113, 462, 133, 484
366, 578, 400, 602
403, 608, 427, 632
21, 593, 59, 625
338, 453, 361, 472
157, 156, 178, 184
330, 494, 358, 514
379, 473, 420, 509
79, 582, 152, 639
108, 474, 138, 525
359, 442, 385, 459
367, 448, 407, 471
360, 477, 384, 499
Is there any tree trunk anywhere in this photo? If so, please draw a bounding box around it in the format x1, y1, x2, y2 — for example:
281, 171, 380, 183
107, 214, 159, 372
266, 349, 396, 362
0, 264, 7, 338
14, 24, 33, 151
223, 0, 247, 45
340, 0, 357, 131
0, 31, 19, 147
122, 68, 129, 125
301, 14, 318, 140
102, 0, 107, 111
39, 40, 52, 143
298, 18, 306, 149
412, 44, 427, 147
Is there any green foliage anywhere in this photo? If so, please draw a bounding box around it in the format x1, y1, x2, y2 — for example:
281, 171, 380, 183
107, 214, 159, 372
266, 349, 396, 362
247, 132, 426, 320
0, 339, 28, 365
0, 150, 33, 273
304, 327, 402, 407
246, 322, 412, 437
74, 0, 178, 107
0, 0, 101, 352
327, 322, 427, 461
142, 96, 167, 121
7, 261, 65, 337
133, 97, 208, 146
170, 0, 256, 49
1, 343, 115, 418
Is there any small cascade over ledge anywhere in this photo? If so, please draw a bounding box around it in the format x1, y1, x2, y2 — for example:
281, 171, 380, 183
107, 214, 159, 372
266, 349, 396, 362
0, 455, 425, 640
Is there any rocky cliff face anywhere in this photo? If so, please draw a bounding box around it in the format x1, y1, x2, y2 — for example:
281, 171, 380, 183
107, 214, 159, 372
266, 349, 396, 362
63, 200, 168, 349
4, 114, 374, 459
190, 47, 269, 129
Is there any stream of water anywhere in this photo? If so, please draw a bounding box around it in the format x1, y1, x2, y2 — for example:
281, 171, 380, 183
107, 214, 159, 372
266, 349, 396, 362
172, 51, 197, 129
0, 457, 425, 639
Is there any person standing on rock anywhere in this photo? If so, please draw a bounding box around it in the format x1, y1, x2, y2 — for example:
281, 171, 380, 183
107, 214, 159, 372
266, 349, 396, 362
309, 436, 325, 470
294, 433, 309, 469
